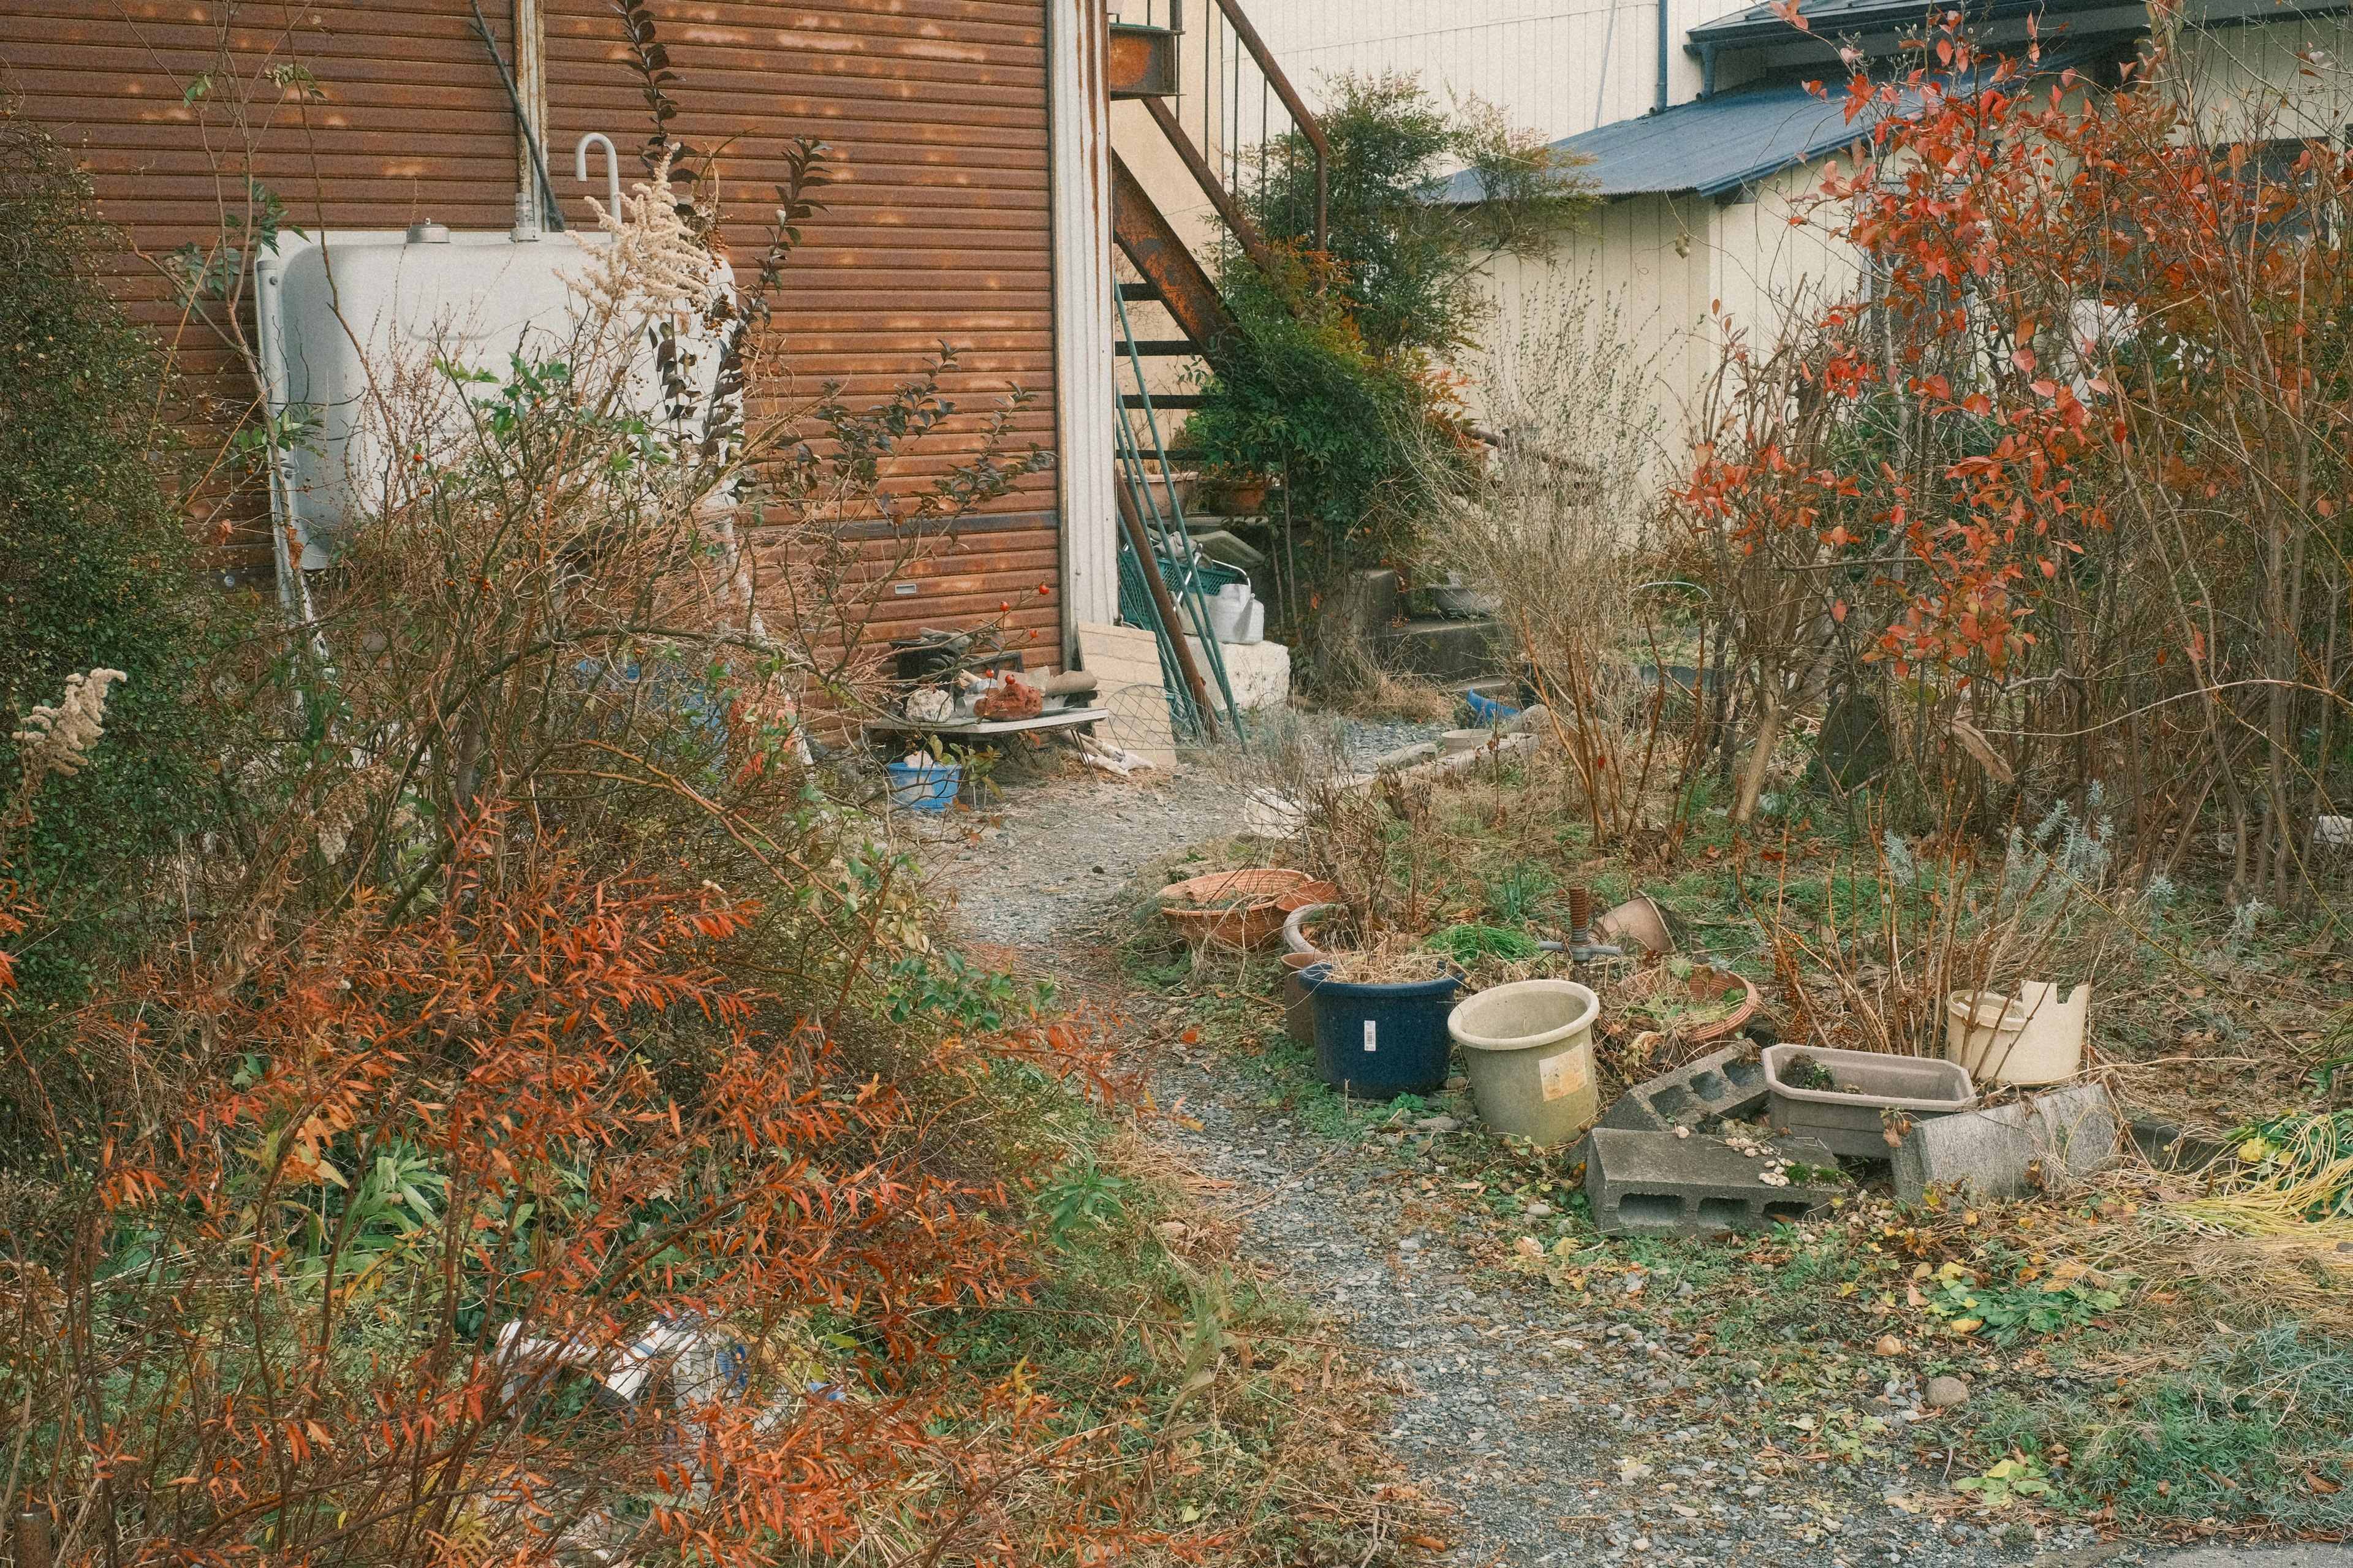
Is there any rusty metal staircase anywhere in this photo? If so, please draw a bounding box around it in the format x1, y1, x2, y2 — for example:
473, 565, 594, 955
1103, 0, 1327, 736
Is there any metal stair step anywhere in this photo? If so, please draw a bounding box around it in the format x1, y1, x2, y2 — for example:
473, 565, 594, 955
1120, 393, 1205, 409
1116, 281, 1159, 301
1122, 339, 1199, 357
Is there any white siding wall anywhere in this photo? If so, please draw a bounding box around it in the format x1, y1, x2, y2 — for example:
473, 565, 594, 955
1225, 0, 1757, 138
2173, 11, 2353, 139
1481, 167, 1852, 466
1053, 0, 1121, 638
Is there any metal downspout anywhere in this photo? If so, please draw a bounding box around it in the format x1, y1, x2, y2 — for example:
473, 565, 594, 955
1657, 0, 1671, 114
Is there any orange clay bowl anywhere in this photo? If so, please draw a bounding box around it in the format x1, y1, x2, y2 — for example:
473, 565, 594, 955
1609, 964, 1762, 1045
1158, 869, 1318, 951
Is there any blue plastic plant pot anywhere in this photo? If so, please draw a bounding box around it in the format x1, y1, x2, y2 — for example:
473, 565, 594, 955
885, 760, 963, 813
1464, 689, 1520, 725
1305, 966, 1462, 1099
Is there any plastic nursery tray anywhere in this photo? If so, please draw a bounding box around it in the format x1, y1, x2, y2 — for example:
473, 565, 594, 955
1761, 1043, 1977, 1157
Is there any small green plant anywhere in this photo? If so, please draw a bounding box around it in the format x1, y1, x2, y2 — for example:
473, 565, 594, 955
882, 949, 1054, 1031
1488, 862, 1555, 924
2221, 1110, 2353, 1220
1786, 1053, 1837, 1091
1037, 1153, 1129, 1244
1425, 922, 1537, 964
1953, 1455, 2051, 1507
1923, 1260, 2121, 1345
1, 115, 245, 1016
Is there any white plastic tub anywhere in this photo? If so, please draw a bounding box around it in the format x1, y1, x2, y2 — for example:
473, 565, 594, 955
1946, 982, 2088, 1085
1449, 980, 1600, 1146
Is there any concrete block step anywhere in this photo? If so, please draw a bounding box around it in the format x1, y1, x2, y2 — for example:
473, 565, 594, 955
1374, 617, 1507, 681
1586, 1127, 1845, 1237
1598, 1040, 1770, 1134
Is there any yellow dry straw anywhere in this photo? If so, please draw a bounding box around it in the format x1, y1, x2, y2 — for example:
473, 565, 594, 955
2177, 1112, 2353, 1245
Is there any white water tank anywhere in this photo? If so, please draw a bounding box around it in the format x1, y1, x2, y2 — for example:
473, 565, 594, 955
256, 227, 728, 567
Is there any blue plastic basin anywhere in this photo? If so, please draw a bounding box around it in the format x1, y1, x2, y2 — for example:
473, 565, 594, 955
1304, 966, 1462, 1098
1464, 689, 1520, 725
885, 760, 963, 813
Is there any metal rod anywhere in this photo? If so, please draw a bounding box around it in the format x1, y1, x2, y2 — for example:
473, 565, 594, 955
1112, 287, 1243, 730
1656, 0, 1671, 115
466, 0, 565, 230
1210, 0, 1328, 249
15, 1508, 53, 1568
1118, 483, 1218, 738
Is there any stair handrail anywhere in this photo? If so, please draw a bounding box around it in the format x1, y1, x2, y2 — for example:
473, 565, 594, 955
1208, 0, 1328, 254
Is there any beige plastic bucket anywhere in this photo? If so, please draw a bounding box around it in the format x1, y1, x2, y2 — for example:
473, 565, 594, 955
1448, 979, 1601, 1146
1947, 982, 2087, 1085
1944, 989, 2033, 1083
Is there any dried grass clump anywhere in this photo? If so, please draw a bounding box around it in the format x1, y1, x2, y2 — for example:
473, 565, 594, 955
1315, 933, 1460, 986
7, 667, 124, 817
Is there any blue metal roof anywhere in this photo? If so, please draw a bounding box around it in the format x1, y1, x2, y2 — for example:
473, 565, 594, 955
1689, 0, 2123, 48
1436, 50, 2098, 202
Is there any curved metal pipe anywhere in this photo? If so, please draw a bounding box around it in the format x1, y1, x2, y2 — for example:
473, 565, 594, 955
575, 132, 621, 216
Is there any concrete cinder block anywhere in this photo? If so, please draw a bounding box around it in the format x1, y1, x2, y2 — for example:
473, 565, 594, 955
1183, 634, 1292, 710
1597, 1040, 1771, 1134
1893, 1084, 2120, 1204
1585, 1127, 1845, 1237
2128, 1116, 2230, 1173
1339, 569, 1401, 637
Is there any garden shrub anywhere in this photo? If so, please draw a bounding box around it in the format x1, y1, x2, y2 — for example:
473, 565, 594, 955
0, 114, 240, 1010
1180, 74, 1587, 680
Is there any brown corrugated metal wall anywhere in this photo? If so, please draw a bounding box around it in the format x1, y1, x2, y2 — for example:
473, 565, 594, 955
0, 0, 1061, 657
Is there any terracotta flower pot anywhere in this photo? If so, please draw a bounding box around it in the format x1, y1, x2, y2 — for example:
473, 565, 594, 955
1158, 868, 1313, 951
1610, 964, 1762, 1044
1222, 481, 1270, 513
1596, 893, 1675, 955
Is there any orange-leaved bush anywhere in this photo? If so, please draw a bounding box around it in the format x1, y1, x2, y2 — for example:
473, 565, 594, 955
4, 817, 1176, 1566
1678, 15, 2353, 895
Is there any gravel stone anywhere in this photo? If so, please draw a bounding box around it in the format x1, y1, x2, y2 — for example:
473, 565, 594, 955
1926, 1376, 1972, 1409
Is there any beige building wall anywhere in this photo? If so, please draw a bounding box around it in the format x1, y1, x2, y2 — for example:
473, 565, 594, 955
1232, 0, 1756, 137
1479, 165, 1852, 466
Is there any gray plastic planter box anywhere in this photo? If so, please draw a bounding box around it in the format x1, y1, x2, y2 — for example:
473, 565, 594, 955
1761, 1044, 1977, 1157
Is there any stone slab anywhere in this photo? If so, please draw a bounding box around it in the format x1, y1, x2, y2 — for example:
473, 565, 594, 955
1375, 616, 1507, 681
1597, 1040, 1771, 1134
1585, 1127, 1845, 1237
1184, 634, 1291, 711
1893, 1083, 2120, 1204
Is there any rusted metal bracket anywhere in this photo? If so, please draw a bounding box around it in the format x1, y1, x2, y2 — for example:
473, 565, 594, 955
1107, 23, 1180, 99
1110, 150, 1240, 376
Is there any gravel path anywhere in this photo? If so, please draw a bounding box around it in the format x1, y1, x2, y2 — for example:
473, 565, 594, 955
929, 752, 2309, 1568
